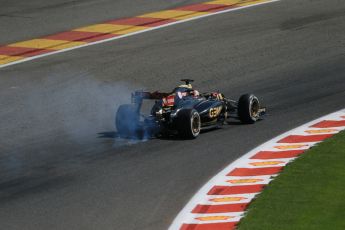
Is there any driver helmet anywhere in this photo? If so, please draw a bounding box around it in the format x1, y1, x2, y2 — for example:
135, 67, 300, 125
173, 83, 200, 98
174, 84, 192, 92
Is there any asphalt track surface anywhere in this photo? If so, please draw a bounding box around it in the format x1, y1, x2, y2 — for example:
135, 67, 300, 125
0, 0, 344, 229
0, 0, 208, 45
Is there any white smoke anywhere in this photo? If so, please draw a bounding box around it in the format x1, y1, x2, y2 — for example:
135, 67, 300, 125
0, 71, 151, 187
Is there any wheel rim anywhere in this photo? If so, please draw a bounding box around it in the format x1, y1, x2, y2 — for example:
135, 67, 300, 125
250, 98, 260, 118
191, 113, 200, 135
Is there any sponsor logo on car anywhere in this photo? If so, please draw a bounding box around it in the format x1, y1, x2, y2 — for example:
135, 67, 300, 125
209, 106, 222, 118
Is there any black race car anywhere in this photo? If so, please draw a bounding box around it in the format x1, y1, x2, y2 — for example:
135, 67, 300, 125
116, 79, 266, 139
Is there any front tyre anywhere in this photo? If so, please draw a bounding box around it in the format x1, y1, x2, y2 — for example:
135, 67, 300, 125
176, 109, 201, 139
238, 94, 260, 124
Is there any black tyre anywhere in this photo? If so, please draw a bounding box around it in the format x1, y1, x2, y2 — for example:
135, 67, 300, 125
238, 94, 260, 124
176, 109, 201, 139
116, 104, 140, 138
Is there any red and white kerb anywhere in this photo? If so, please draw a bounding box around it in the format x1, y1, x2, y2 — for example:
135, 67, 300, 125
169, 109, 345, 230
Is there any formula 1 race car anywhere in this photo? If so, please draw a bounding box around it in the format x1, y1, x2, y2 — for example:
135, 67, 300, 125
116, 79, 266, 139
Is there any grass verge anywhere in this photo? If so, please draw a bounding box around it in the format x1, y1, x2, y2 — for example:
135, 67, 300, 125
238, 131, 345, 230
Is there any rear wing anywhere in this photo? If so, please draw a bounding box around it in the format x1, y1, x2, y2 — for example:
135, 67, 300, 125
131, 91, 169, 104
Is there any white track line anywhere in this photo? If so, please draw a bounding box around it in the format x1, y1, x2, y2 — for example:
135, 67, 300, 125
168, 108, 345, 230
0, 0, 280, 70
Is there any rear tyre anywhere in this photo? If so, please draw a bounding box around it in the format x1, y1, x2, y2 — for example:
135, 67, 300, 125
176, 109, 201, 139
116, 104, 140, 138
238, 94, 260, 124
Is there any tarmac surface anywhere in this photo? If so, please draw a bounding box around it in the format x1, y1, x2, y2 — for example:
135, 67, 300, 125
0, 0, 344, 229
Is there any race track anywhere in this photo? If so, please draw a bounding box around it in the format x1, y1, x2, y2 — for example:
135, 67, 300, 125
0, 0, 344, 229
